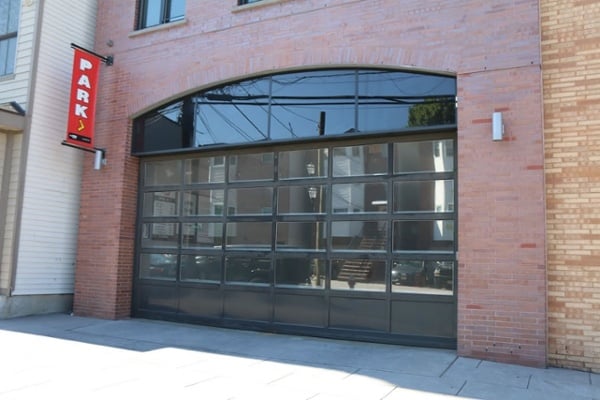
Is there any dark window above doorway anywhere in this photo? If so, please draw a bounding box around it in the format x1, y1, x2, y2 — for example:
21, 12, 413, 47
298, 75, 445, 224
138, 0, 185, 30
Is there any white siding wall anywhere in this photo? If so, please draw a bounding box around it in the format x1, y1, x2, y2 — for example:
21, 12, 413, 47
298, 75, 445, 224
12, 0, 97, 295
0, 1, 37, 293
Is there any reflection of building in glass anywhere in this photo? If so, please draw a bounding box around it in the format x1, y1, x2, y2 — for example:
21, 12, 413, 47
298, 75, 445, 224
332, 146, 365, 240
433, 141, 454, 241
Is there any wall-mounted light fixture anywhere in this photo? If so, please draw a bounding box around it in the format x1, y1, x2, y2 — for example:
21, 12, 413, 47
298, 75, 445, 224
492, 112, 504, 141
94, 149, 106, 170
307, 186, 318, 200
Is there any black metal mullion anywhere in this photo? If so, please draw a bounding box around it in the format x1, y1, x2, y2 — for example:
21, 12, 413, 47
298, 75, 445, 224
271, 152, 281, 289
175, 164, 186, 284
221, 155, 231, 287
0, 32, 17, 42
266, 76, 273, 140
385, 142, 394, 327
161, 0, 170, 24
354, 70, 359, 131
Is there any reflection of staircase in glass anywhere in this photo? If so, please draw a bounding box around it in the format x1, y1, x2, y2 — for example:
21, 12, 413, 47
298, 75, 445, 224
336, 259, 372, 283
336, 226, 386, 283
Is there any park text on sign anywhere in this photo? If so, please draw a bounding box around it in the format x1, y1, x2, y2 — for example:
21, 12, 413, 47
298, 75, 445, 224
65, 48, 101, 150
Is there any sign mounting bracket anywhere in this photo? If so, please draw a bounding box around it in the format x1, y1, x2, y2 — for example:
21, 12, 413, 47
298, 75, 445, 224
70, 43, 113, 66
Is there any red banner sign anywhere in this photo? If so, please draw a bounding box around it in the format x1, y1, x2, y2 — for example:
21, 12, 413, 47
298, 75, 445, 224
65, 48, 101, 150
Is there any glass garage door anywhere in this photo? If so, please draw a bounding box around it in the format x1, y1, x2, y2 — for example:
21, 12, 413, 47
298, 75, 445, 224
134, 135, 456, 348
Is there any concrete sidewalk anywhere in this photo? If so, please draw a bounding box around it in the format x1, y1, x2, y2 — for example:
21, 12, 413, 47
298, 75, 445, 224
0, 314, 597, 399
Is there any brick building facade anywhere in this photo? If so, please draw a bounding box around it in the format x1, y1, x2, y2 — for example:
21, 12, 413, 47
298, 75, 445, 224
73, 0, 553, 368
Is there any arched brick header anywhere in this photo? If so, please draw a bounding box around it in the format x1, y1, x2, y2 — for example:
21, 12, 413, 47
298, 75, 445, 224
126, 47, 459, 120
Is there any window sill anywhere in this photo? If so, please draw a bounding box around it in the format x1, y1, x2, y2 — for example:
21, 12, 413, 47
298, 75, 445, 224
128, 18, 188, 38
232, 0, 293, 13
0, 73, 16, 82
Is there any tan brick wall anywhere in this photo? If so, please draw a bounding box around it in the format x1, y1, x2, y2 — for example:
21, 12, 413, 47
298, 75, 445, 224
542, 0, 600, 372
77, 0, 546, 366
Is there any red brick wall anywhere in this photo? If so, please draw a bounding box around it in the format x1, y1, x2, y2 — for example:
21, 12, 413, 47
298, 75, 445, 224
542, 0, 600, 372
73, 65, 138, 319
457, 67, 546, 367
76, 0, 546, 366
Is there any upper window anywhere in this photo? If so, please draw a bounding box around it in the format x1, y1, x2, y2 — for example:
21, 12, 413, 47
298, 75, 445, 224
133, 68, 456, 154
238, 0, 263, 4
0, 0, 19, 76
138, 0, 185, 30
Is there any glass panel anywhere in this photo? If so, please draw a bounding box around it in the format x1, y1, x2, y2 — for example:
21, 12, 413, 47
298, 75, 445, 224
393, 180, 454, 213
332, 221, 387, 252
143, 191, 179, 217
394, 139, 454, 174
0, 37, 17, 76
0, 2, 8, 34
139, 253, 177, 280
358, 70, 456, 132
141, 223, 179, 248
227, 187, 272, 215
278, 185, 326, 214
332, 183, 387, 213
332, 144, 387, 177
134, 70, 456, 154
194, 77, 270, 146
225, 256, 271, 285
169, 0, 185, 21
331, 259, 386, 292
226, 222, 271, 248
184, 156, 226, 183
393, 220, 454, 252
145, 159, 182, 186
276, 222, 325, 251
4, 37, 16, 75
1, 0, 19, 34
141, 0, 163, 28
392, 260, 454, 295
0, 40, 8, 76
270, 70, 356, 139
182, 190, 223, 216
180, 254, 221, 282
182, 223, 223, 248
275, 257, 325, 288
279, 148, 328, 179
229, 152, 274, 181
136, 101, 186, 153
8, 0, 19, 32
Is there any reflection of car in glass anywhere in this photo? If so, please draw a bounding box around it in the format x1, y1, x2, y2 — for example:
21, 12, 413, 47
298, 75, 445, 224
180, 253, 272, 283
391, 260, 426, 286
180, 255, 221, 281
433, 261, 453, 289
147, 253, 177, 278
226, 257, 271, 284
